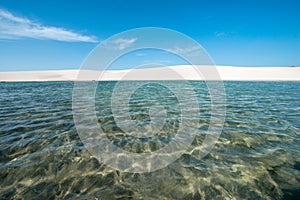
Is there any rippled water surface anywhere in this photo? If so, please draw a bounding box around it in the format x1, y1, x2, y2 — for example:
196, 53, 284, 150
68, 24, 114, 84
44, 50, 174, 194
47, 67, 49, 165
0, 81, 299, 199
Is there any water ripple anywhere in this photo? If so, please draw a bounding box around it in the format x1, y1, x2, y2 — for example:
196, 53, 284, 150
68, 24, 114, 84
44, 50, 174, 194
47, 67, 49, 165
0, 81, 299, 199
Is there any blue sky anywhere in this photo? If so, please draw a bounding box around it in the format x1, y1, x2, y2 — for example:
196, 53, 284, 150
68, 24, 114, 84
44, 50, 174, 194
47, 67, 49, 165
0, 0, 299, 71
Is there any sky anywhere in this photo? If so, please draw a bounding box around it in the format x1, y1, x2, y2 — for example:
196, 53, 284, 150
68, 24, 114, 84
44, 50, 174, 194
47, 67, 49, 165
0, 0, 299, 71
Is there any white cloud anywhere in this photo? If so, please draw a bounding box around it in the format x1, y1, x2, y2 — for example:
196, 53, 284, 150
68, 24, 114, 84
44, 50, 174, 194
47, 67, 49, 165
166, 45, 201, 55
0, 8, 98, 42
215, 31, 226, 37
107, 37, 137, 50
214, 31, 237, 38
142, 59, 171, 64
135, 52, 146, 56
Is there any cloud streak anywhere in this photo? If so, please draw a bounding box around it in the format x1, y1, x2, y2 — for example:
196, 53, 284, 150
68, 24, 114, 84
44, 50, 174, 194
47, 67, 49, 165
166, 45, 202, 57
0, 8, 98, 42
108, 37, 138, 50
214, 31, 237, 38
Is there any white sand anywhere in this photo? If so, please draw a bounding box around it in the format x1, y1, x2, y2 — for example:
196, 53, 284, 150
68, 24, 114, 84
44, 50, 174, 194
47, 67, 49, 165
0, 66, 299, 82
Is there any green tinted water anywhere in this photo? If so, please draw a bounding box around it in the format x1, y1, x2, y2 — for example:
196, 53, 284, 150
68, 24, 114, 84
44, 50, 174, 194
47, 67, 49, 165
0, 81, 299, 199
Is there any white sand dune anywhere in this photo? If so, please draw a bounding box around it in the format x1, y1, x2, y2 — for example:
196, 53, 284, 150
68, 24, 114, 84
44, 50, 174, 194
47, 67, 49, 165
0, 66, 299, 82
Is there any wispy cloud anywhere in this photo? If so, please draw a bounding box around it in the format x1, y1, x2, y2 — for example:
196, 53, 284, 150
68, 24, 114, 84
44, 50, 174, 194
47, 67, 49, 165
0, 8, 98, 42
142, 59, 171, 64
135, 52, 146, 56
214, 31, 237, 38
215, 32, 226, 37
166, 45, 202, 56
105, 37, 137, 50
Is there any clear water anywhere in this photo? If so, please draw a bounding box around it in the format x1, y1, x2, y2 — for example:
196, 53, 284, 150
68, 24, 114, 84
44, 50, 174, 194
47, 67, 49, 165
0, 81, 299, 199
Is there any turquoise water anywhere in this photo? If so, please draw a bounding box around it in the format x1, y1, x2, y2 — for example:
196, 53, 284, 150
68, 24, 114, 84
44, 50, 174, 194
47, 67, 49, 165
0, 81, 299, 199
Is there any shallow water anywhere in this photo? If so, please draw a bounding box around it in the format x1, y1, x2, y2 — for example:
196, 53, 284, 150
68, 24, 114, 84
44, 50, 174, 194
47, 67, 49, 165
0, 81, 299, 199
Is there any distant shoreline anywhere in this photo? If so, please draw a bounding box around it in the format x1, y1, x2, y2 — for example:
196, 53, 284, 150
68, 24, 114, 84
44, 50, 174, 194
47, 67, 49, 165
1, 65, 300, 82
